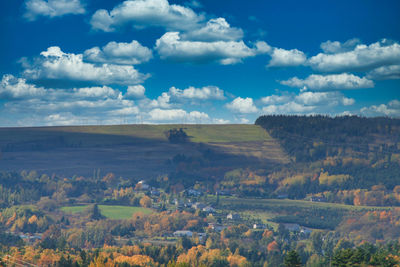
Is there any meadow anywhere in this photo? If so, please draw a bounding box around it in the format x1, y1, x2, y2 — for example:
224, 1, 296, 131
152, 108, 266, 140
219, 197, 391, 229
61, 205, 153, 220
0, 124, 272, 145
0, 124, 288, 177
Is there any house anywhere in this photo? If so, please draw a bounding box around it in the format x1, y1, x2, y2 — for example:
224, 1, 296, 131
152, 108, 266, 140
197, 233, 207, 243
283, 223, 301, 232
173, 230, 193, 237
202, 206, 216, 214
137, 180, 149, 190
253, 223, 267, 229
193, 202, 206, 210
300, 227, 312, 235
310, 196, 327, 202
187, 189, 202, 197
174, 199, 184, 207
150, 189, 160, 196
216, 190, 231, 196
227, 213, 241, 220
184, 202, 193, 208
19, 233, 42, 243
208, 223, 226, 232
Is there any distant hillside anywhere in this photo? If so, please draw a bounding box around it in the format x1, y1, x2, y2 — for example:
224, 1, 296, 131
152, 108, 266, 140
255, 115, 400, 162
0, 124, 288, 178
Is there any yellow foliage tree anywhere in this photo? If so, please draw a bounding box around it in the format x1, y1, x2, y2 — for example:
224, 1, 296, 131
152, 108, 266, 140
114, 255, 154, 266
140, 195, 152, 208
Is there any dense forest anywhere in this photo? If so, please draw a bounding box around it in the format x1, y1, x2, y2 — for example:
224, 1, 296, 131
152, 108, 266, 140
255, 115, 400, 162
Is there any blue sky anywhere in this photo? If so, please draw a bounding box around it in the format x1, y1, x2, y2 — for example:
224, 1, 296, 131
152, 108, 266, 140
0, 0, 399, 126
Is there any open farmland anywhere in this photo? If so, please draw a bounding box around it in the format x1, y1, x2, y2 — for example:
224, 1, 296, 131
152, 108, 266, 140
61, 205, 153, 220
219, 197, 391, 230
0, 124, 288, 177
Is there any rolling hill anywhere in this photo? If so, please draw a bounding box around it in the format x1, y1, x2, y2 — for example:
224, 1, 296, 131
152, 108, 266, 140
0, 124, 289, 178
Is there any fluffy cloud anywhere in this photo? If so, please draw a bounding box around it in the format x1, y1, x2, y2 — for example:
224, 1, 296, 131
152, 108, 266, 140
213, 118, 230, 124
23, 46, 149, 86
0, 74, 45, 99
109, 106, 140, 115
83, 40, 153, 65
73, 86, 120, 99
268, 48, 307, 67
148, 108, 209, 122
295, 91, 354, 106
182, 18, 243, 42
24, 0, 85, 21
320, 38, 361, 54
360, 100, 400, 117
155, 32, 268, 64
226, 97, 258, 113
90, 0, 203, 32
0, 74, 233, 126
366, 65, 400, 80
280, 73, 374, 90
149, 92, 171, 108
0, 76, 141, 126
126, 85, 146, 98
145, 85, 224, 108
260, 91, 355, 115
168, 86, 225, 100
260, 94, 291, 105
43, 112, 82, 126
308, 39, 400, 72
262, 102, 315, 114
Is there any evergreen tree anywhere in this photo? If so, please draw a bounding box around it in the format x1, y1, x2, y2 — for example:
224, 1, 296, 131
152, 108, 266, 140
284, 250, 302, 267
88, 204, 104, 220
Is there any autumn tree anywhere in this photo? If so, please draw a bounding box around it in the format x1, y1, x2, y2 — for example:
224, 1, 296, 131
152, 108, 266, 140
140, 195, 152, 208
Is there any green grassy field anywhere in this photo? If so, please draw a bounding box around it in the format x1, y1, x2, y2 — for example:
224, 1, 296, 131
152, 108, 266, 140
219, 197, 391, 212
218, 197, 391, 229
61, 205, 153, 220
0, 124, 288, 177
0, 124, 272, 144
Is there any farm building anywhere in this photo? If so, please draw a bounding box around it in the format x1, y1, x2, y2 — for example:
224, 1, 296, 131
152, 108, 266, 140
173, 230, 193, 237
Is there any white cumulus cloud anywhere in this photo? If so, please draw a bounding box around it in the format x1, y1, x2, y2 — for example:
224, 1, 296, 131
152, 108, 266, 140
24, 0, 85, 21
83, 40, 153, 65
262, 102, 315, 114
23, 46, 149, 86
0, 74, 45, 99
126, 85, 146, 98
226, 97, 258, 114
360, 100, 400, 117
320, 38, 361, 54
148, 108, 209, 122
73, 86, 120, 99
268, 47, 307, 67
182, 18, 243, 42
280, 73, 374, 91
149, 92, 171, 108
260, 91, 355, 115
366, 64, 400, 80
168, 86, 225, 101
155, 32, 268, 64
90, 0, 203, 32
295, 91, 354, 106
260, 94, 291, 105
308, 39, 400, 72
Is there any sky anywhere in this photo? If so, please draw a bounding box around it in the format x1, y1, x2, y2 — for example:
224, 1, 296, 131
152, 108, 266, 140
0, 0, 399, 126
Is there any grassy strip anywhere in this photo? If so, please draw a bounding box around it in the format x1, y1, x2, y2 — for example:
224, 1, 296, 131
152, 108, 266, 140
61, 205, 152, 220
